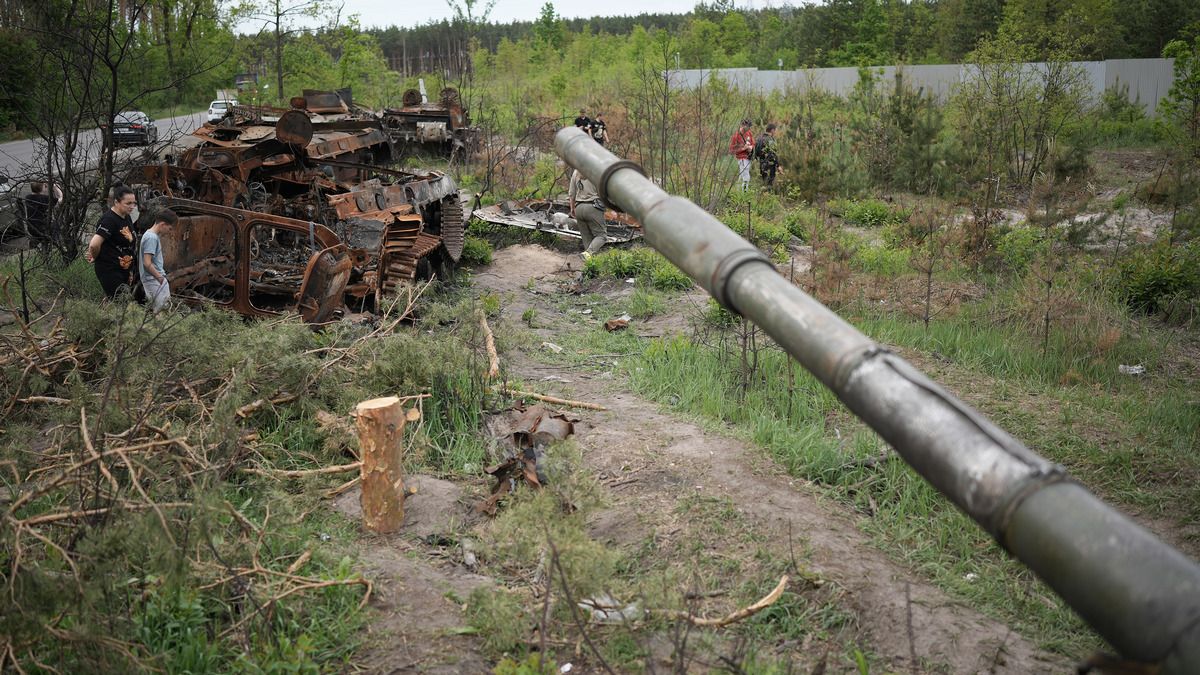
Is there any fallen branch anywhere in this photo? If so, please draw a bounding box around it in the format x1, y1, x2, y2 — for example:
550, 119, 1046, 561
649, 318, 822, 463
662, 575, 789, 627
19, 502, 192, 527
240, 462, 362, 478
235, 393, 300, 419
479, 310, 500, 379
16, 396, 72, 406
324, 476, 361, 499
497, 387, 607, 411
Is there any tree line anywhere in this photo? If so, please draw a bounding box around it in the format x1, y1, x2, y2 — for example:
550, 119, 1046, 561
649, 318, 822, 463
379, 0, 1200, 80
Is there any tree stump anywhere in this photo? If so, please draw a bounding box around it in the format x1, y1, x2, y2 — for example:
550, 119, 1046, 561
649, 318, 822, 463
355, 396, 410, 533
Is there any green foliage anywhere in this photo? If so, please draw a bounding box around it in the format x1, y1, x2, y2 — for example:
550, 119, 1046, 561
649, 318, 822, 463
521, 307, 538, 326
1118, 241, 1200, 321
626, 288, 666, 319
494, 652, 557, 674
462, 236, 495, 265
135, 589, 222, 673
703, 298, 739, 328
784, 205, 822, 240
467, 587, 530, 656
830, 198, 909, 227
1161, 34, 1200, 146
583, 247, 693, 291
996, 226, 1048, 272
853, 243, 912, 276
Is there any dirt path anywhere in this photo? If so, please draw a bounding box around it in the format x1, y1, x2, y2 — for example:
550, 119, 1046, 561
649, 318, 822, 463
341, 243, 1070, 673
469, 245, 1069, 673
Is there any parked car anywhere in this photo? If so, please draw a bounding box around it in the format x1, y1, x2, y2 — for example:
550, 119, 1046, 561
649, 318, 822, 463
107, 111, 158, 146
207, 99, 237, 123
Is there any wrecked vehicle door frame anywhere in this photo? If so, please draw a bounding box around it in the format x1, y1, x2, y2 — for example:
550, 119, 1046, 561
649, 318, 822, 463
164, 197, 350, 320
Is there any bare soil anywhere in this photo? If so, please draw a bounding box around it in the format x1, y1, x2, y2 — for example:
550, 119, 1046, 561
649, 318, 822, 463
342, 244, 1074, 673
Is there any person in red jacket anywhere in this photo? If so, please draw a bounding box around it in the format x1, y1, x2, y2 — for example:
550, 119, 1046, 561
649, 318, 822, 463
729, 118, 755, 191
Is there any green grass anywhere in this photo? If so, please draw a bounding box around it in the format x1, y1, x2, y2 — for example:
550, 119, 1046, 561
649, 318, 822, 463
0, 282, 500, 671
545, 288, 1196, 656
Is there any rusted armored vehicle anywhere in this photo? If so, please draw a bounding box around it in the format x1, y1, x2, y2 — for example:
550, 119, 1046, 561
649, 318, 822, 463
380, 86, 477, 157
134, 106, 465, 322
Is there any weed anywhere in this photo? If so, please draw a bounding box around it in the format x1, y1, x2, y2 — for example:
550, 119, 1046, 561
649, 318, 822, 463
584, 247, 693, 291
852, 244, 911, 276
462, 236, 495, 265
625, 287, 665, 319
522, 307, 538, 327
830, 198, 909, 227
467, 586, 531, 656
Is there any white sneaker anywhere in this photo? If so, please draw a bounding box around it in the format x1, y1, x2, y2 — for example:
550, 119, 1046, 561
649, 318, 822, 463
581, 251, 592, 261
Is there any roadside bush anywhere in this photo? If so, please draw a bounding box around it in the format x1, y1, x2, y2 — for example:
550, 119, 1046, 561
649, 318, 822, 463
461, 236, 494, 265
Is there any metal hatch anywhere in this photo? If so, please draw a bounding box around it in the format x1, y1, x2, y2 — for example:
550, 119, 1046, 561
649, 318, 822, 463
296, 244, 352, 324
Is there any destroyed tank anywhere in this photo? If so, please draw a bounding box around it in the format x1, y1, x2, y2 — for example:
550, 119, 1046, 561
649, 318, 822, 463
133, 104, 465, 322
380, 86, 478, 157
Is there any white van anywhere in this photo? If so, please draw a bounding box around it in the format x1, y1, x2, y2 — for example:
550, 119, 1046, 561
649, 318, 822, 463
207, 99, 238, 123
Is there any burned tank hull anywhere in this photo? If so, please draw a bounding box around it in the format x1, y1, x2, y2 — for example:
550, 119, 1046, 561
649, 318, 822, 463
132, 103, 466, 321
381, 87, 478, 157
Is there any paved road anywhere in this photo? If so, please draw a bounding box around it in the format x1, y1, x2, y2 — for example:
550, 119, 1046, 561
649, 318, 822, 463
0, 109, 206, 179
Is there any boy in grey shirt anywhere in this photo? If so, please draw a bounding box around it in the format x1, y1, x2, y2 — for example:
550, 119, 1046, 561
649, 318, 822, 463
139, 209, 178, 312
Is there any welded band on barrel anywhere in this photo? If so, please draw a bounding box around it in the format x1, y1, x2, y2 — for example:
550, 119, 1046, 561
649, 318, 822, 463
993, 468, 1072, 544
710, 247, 773, 314
598, 160, 646, 211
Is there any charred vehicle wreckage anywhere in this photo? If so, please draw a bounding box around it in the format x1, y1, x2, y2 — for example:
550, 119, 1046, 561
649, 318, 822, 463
130, 91, 467, 323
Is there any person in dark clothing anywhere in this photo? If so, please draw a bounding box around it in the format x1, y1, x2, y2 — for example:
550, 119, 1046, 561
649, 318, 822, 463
754, 123, 780, 187
22, 182, 60, 246
86, 185, 139, 299
590, 112, 608, 145
574, 108, 592, 134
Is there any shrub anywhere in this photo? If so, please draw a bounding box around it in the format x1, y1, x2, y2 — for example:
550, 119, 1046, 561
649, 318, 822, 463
830, 198, 909, 227
784, 206, 821, 240
1119, 241, 1200, 321
996, 227, 1048, 273
703, 298, 738, 328
649, 263, 692, 291
853, 244, 911, 276
461, 236, 494, 265
584, 247, 692, 291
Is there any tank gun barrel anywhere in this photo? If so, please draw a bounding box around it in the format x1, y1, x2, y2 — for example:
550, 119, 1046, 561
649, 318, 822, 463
555, 126, 1200, 672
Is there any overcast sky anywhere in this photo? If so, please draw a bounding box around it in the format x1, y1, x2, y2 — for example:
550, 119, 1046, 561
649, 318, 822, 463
341, 0, 703, 30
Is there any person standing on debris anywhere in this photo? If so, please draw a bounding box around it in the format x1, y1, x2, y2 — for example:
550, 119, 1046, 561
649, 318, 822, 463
755, 123, 780, 187
729, 118, 755, 191
590, 112, 608, 146
23, 182, 61, 247
86, 185, 139, 299
569, 168, 606, 260
139, 208, 178, 313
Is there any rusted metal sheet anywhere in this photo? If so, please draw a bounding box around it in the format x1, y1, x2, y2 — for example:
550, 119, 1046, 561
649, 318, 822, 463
477, 405, 577, 515
297, 244, 353, 323
474, 199, 643, 243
